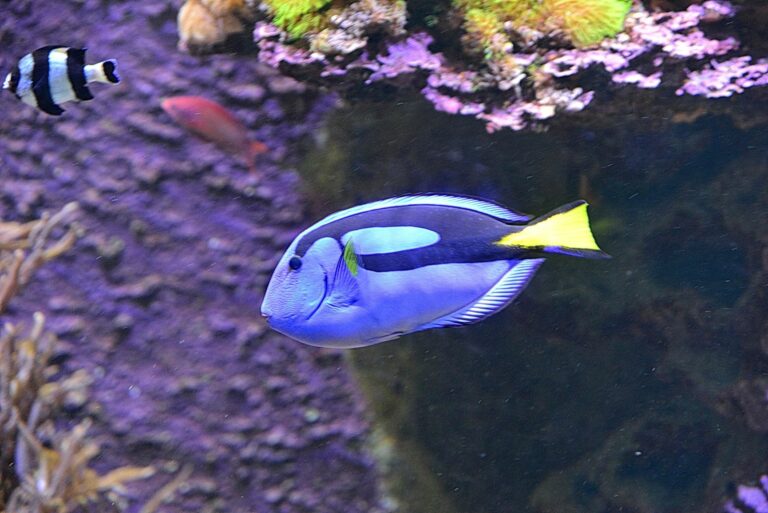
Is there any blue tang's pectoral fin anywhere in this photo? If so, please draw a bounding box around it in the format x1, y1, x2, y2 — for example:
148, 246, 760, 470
327, 238, 361, 309
413, 258, 545, 331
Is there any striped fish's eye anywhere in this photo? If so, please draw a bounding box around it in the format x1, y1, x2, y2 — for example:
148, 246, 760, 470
288, 256, 302, 271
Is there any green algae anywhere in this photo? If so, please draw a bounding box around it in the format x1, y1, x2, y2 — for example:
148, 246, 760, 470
463, 7, 507, 59
549, 0, 632, 46
455, 0, 631, 48
263, 0, 334, 38
261, 0, 629, 46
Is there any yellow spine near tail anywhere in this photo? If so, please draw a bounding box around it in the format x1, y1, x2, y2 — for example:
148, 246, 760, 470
496, 201, 603, 252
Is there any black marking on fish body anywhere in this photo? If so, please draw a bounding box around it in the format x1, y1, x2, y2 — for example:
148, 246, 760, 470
360, 239, 522, 272
30, 46, 64, 115
7, 65, 21, 97
66, 48, 93, 101
296, 204, 527, 271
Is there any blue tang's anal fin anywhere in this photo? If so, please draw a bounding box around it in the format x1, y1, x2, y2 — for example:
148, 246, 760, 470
413, 258, 544, 331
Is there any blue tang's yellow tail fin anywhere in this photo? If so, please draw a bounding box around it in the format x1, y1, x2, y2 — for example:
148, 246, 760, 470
496, 200, 610, 259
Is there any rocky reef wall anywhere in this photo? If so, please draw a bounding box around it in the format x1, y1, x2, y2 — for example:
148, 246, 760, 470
0, 1, 388, 512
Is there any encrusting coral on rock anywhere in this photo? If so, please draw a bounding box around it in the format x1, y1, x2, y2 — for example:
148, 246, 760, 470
261, 0, 335, 39
455, 0, 632, 51
178, 0, 407, 54
724, 475, 768, 513
177, 0, 768, 131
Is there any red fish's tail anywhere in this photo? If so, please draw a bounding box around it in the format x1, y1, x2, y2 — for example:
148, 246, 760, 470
246, 140, 268, 174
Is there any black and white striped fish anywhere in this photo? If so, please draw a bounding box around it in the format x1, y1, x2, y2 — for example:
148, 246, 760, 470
261, 194, 609, 348
3, 46, 120, 116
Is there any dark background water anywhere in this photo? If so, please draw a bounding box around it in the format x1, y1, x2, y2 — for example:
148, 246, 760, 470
301, 96, 768, 513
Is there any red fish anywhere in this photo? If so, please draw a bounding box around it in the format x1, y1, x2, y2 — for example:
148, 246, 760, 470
161, 95, 267, 172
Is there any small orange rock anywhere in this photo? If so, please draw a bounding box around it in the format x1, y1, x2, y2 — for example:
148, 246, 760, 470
177, 0, 246, 53
200, 0, 249, 18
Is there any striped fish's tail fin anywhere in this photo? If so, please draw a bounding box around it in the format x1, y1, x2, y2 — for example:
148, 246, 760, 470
102, 60, 120, 83
86, 59, 120, 84
496, 200, 610, 259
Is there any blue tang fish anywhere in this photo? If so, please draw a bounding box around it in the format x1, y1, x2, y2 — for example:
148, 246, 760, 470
261, 195, 608, 348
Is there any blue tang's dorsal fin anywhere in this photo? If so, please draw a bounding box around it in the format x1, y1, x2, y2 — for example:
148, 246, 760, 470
313, 194, 532, 232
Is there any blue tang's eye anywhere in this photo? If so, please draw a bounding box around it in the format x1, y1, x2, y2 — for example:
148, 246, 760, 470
288, 256, 302, 270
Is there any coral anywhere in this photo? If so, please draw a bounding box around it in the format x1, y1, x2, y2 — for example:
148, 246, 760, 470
262, 0, 333, 39
677, 56, 768, 98
309, 0, 407, 55
0, 312, 56, 507
0, 203, 80, 314
545, 0, 631, 46
0, 203, 156, 513
724, 476, 768, 513
5, 415, 155, 513
177, 0, 253, 53
0, 312, 155, 513
462, 8, 506, 59
454, 0, 631, 49
179, 0, 406, 54
252, 0, 767, 132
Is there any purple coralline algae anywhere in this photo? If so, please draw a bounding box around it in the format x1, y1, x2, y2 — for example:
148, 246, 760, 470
253, 0, 766, 132
367, 33, 443, 82
725, 475, 768, 513
677, 56, 768, 98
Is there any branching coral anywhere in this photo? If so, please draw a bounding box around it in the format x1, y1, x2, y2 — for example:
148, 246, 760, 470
0, 314, 156, 513
0, 203, 80, 314
0, 205, 161, 513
